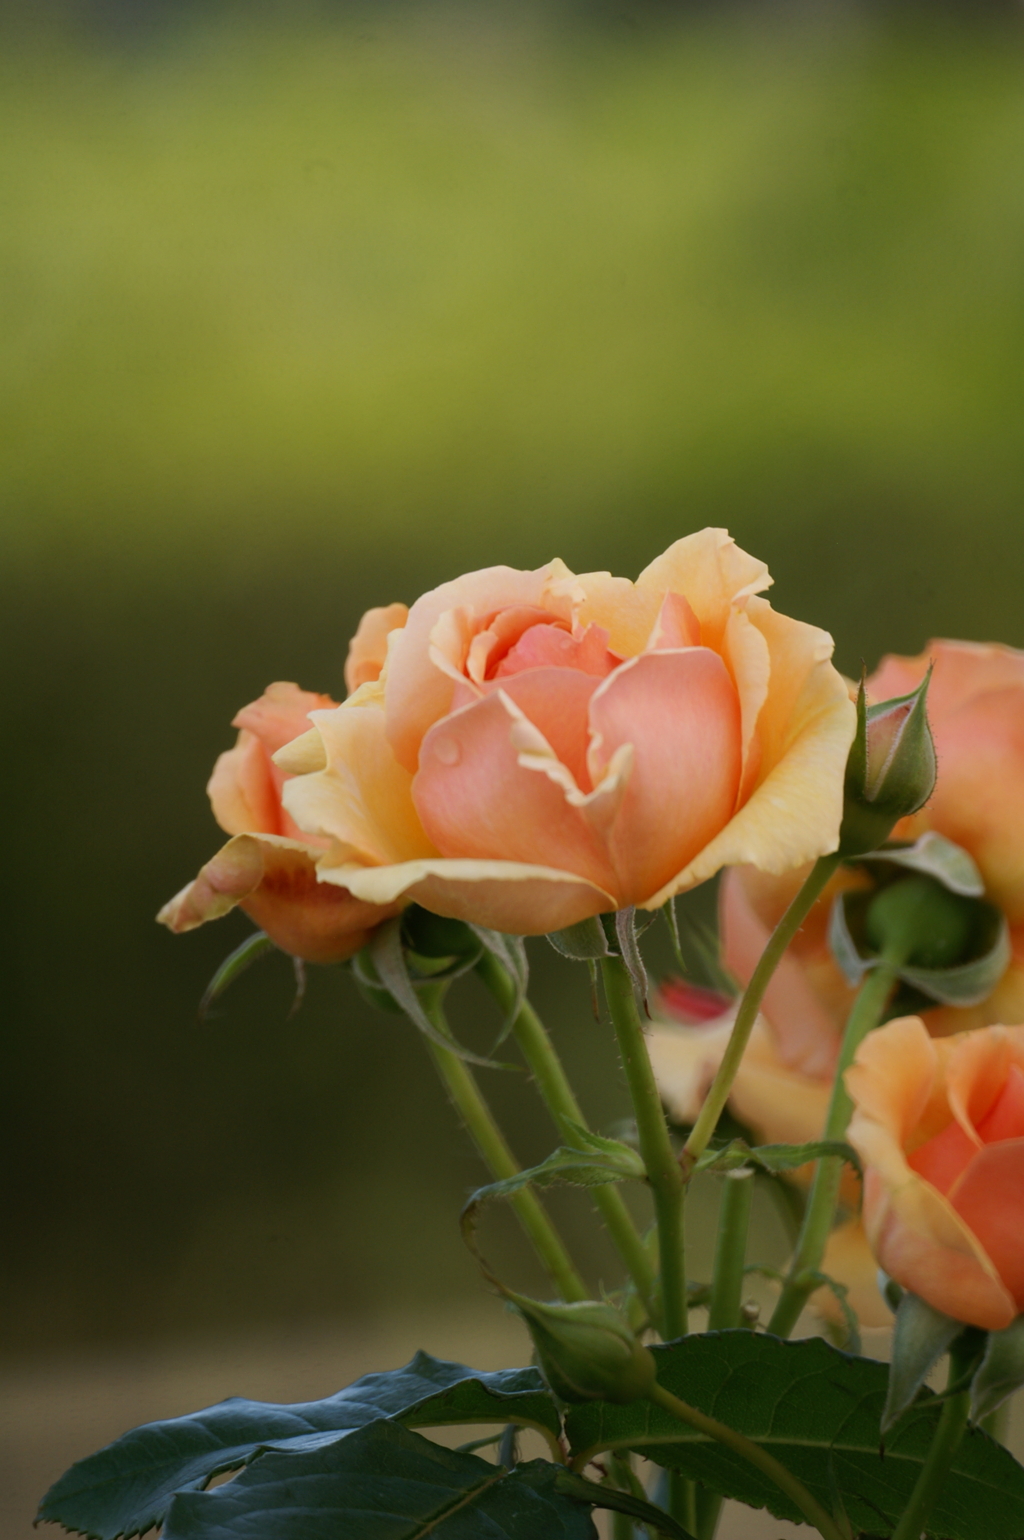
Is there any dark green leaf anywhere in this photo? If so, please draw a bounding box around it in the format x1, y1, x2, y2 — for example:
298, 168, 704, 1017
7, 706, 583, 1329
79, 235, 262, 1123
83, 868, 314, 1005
38, 1353, 560, 1540
161, 1423, 595, 1540
565, 1331, 1024, 1539
693, 1138, 861, 1180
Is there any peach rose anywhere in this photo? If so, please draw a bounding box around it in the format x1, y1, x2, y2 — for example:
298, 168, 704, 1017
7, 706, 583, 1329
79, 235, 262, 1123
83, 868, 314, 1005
276, 530, 855, 936
158, 682, 401, 964
846, 1016, 1024, 1331
654, 639, 1024, 1143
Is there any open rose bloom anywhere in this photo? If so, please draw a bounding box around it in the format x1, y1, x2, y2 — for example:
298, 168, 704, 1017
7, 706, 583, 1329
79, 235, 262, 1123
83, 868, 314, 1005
273, 530, 855, 936
847, 1016, 1024, 1331
158, 681, 401, 963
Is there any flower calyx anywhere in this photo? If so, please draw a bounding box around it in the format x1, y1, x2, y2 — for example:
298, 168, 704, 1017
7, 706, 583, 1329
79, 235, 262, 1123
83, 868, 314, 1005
829, 862, 1010, 1011
506, 1291, 657, 1405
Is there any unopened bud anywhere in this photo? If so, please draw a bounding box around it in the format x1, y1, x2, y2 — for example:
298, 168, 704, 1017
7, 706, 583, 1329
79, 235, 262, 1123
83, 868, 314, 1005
401, 905, 479, 961
839, 673, 936, 857
865, 874, 979, 970
508, 1293, 657, 1404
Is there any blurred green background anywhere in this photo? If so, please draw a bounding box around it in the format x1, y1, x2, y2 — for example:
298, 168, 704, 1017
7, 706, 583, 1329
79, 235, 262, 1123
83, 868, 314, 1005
5, 0, 1024, 1368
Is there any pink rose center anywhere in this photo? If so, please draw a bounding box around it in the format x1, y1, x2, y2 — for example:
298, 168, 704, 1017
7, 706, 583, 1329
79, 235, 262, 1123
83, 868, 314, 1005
490, 620, 620, 680
908, 1062, 1024, 1196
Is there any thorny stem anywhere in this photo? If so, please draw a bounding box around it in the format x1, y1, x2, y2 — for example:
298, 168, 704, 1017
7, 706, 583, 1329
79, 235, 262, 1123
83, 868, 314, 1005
601, 955, 687, 1340
767, 955, 901, 1338
421, 990, 588, 1303
890, 1346, 972, 1540
682, 854, 842, 1174
476, 951, 659, 1325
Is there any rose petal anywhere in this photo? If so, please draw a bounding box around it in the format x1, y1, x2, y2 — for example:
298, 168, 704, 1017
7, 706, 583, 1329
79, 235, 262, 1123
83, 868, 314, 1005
869, 639, 1024, 723
641, 600, 855, 906
924, 685, 1024, 925
635, 528, 772, 650
282, 684, 437, 866
855, 1132, 1016, 1331
232, 681, 337, 754
157, 833, 391, 964
486, 666, 600, 790
949, 1139, 1024, 1311
979, 1062, 1024, 1143
572, 571, 662, 659
208, 732, 282, 837
645, 591, 700, 651
495, 621, 618, 680
587, 648, 741, 906
385, 560, 577, 770
208, 682, 337, 838
345, 603, 409, 694
413, 690, 619, 894
319, 856, 613, 935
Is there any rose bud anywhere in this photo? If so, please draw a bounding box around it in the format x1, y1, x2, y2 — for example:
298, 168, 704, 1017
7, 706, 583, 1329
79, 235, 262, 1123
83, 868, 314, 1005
507, 1292, 657, 1404
158, 682, 401, 963
839, 673, 936, 857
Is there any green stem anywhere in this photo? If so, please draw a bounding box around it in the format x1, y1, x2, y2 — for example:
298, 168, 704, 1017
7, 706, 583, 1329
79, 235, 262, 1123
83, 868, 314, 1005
476, 952, 659, 1325
646, 1383, 848, 1540
602, 955, 687, 1340
682, 854, 841, 1173
601, 954, 694, 1533
707, 1170, 755, 1332
891, 1351, 972, 1540
767, 957, 900, 1338
696, 1169, 755, 1540
421, 992, 588, 1303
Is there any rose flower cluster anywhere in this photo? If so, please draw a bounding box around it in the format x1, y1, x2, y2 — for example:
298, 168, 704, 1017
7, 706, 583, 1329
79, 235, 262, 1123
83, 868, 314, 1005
653, 637, 1024, 1324
160, 526, 1024, 1338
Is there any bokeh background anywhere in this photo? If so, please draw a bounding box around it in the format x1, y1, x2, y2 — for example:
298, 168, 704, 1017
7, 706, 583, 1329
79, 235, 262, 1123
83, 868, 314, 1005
5, 0, 1024, 1533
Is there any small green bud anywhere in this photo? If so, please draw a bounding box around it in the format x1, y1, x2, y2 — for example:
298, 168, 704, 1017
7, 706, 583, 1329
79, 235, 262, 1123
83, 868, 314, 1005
508, 1293, 657, 1404
401, 906, 479, 960
839, 673, 936, 857
865, 874, 980, 970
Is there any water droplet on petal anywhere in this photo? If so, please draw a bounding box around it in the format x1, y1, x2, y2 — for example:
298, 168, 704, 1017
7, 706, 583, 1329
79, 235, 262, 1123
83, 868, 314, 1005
433, 736, 461, 766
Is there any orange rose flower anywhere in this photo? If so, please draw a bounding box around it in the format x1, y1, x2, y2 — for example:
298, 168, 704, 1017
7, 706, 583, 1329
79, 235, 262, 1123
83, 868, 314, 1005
276, 530, 855, 936
158, 681, 401, 964
847, 1016, 1024, 1331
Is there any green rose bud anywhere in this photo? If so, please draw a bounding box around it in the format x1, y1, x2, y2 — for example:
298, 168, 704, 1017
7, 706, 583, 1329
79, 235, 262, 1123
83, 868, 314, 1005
865, 874, 981, 970
839, 672, 936, 857
508, 1292, 657, 1404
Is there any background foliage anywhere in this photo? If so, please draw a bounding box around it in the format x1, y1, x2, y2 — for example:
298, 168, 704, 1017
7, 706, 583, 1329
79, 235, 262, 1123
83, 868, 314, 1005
4, 0, 1024, 1360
